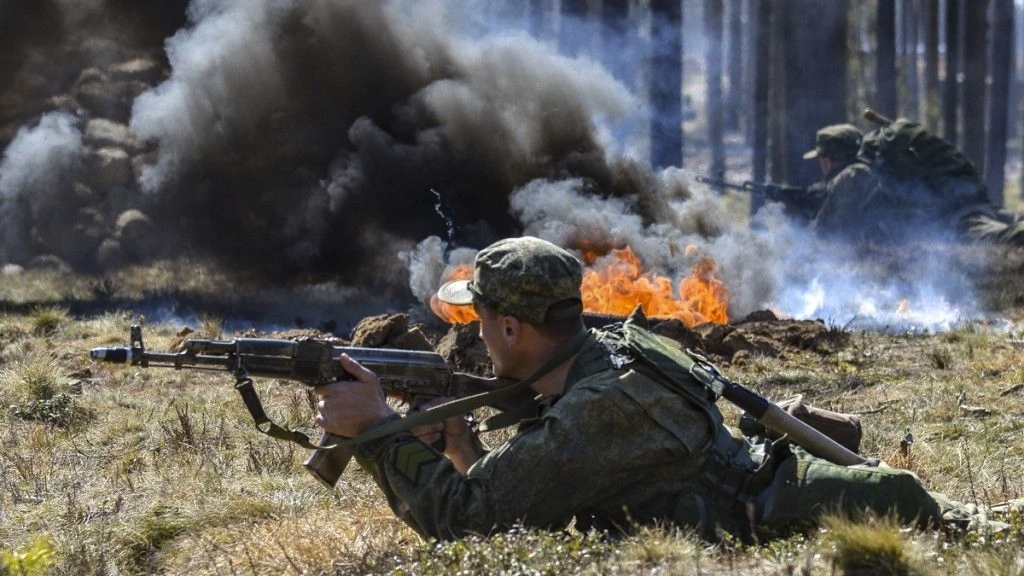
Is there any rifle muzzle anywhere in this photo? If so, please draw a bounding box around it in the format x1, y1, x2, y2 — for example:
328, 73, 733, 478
89, 347, 133, 363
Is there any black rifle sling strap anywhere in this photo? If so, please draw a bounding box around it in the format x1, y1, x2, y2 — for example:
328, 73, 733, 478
233, 367, 327, 450
336, 328, 591, 449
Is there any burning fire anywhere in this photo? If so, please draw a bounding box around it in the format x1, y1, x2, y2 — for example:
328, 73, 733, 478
430, 246, 729, 327
582, 247, 728, 326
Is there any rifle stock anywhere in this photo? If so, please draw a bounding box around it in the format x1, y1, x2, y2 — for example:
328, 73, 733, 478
90, 325, 530, 488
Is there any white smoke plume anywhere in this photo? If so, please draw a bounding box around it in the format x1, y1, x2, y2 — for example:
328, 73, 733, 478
130, 0, 286, 191
0, 112, 83, 264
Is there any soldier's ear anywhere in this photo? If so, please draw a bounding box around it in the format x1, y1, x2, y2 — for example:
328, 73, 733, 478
501, 314, 521, 340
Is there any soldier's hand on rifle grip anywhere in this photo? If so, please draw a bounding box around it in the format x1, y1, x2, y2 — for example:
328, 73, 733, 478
314, 353, 397, 438
410, 397, 483, 475
408, 397, 449, 449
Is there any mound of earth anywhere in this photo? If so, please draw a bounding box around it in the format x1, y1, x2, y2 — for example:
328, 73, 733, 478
265, 310, 848, 378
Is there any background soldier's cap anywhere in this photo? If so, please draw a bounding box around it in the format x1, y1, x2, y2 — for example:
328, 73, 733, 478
436, 236, 584, 324
803, 123, 863, 160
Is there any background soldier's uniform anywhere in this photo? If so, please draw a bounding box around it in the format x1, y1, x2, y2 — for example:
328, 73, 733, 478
810, 162, 888, 241
803, 124, 895, 242
807, 119, 1024, 243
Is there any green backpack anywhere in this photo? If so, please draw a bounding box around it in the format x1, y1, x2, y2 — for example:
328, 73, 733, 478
857, 118, 979, 183
857, 119, 990, 217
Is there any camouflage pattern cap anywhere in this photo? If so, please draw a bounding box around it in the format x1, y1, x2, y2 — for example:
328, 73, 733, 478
436, 236, 584, 324
803, 123, 863, 160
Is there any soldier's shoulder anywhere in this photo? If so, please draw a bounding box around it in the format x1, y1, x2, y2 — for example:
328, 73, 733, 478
840, 161, 875, 177
831, 162, 878, 187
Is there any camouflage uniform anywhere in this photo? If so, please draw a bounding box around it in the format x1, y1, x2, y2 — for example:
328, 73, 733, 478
349, 237, 1011, 542
352, 314, 972, 541
810, 163, 891, 241
353, 328, 722, 539
803, 124, 893, 242
856, 118, 1006, 242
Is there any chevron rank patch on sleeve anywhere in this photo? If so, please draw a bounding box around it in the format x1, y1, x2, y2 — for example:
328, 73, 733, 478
395, 440, 441, 485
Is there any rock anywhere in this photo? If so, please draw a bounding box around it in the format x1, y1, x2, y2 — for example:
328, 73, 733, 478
27, 254, 72, 273
84, 147, 134, 190
649, 318, 705, 353
390, 325, 435, 351
721, 329, 780, 358
738, 309, 779, 323
109, 57, 165, 85
84, 119, 142, 152
734, 319, 843, 353
115, 209, 161, 261
435, 322, 491, 375
96, 238, 125, 269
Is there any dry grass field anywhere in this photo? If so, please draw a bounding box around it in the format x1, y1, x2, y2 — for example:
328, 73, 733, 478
1, 245, 1024, 575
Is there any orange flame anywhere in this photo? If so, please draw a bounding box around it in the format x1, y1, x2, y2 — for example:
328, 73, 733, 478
430, 246, 730, 327
896, 299, 910, 317
582, 247, 728, 327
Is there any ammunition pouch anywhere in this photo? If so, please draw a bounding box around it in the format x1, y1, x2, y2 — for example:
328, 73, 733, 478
672, 430, 788, 542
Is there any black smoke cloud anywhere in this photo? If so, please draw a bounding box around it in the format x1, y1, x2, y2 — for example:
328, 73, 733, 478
126, 0, 682, 290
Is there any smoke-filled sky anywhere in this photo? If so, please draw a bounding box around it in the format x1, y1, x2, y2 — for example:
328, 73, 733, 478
0, 0, 998, 330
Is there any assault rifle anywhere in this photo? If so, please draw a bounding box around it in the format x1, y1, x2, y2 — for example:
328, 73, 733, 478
695, 175, 806, 202
89, 325, 532, 488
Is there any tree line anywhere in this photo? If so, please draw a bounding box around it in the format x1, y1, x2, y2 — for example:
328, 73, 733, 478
500, 0, 1023, 208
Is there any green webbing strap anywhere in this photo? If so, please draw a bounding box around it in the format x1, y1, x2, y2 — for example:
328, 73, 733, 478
476, 398, 540, 432
332, 328, 592, 448
234, 371, 325, 450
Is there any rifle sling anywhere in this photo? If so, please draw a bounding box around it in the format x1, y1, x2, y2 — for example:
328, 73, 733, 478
234, 370, 327, 450
235, 329, 590, 451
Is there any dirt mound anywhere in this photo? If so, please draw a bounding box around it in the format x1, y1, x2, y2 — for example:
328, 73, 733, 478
319, 311, 848, 377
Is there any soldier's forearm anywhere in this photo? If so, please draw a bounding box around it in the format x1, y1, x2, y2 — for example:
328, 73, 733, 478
445, 432, 486, 474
